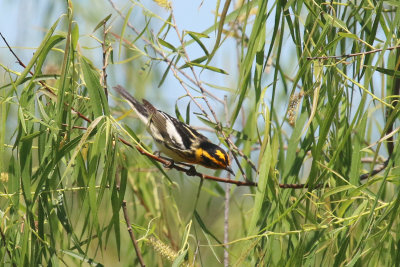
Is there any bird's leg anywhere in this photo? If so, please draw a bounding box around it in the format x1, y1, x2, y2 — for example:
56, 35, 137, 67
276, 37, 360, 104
162, 158, 175, 169
172, 162, 197, 175
154, 152, 197, 174
152, 151, 174, 168
185, 165, 197, 176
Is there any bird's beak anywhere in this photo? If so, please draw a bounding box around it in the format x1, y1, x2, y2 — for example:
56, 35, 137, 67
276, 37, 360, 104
226, 166, 235, 175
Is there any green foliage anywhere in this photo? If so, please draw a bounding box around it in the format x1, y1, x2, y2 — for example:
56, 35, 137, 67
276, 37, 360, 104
0, 0, 400, 266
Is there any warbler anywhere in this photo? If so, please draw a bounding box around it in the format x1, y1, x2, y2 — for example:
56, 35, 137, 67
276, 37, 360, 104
114, 85, 234, 175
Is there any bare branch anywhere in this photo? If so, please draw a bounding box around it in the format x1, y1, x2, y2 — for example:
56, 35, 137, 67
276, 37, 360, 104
122, 201, 146, 267
115, 169, 146, 266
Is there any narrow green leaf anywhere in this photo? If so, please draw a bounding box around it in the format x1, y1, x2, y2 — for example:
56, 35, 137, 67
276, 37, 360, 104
207, 0, 232, 64
185, 101, 191, 125
92, 14, 112, 33
186, 30, 209, 38
175, 102, 185, 123
372, 66, 400, 78
18, 106, 27, 134
158, 56, 175, 88
194, 210, 222, 244
81, 56, 110, 116
172, 250, 188, 267
181, 62, 228, 74
71, 23, 79, 50
56, 13, 73, 128
62, 250, 104, 266
321, 185, 355, 199
0, 74, 60, 90
322, 13, 348, 31
231, 0, 268, 124
8, 156, 20, 214
203, 82, 235, 93
158, 38, 177, 51
14, 17, 61, 87
180, 1, 257, 49
179, 55, 208, 69
56, 194, 73, 233
337, 32, 358, 40
187, 31, 209, 56
19, 130, 45, 142
249, 142, 271, 234
119, 7, 133, 59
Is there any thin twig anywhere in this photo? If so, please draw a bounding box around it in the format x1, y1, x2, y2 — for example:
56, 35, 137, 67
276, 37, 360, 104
122, 200, 146, 267
226, 138, 257, 172
134, 145, 257, 187
359, 159, 389, 181
115, 167, 146, 266
279, 183, 324, 189
223, 95, 230, 267
307, 45, 400, 60
361, 157, 385, 163
0, 32, 24, 68
101, 23, 112, 98
128, 143, 328, 189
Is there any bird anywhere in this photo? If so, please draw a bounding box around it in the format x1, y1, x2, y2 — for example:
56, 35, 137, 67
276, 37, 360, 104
114, 85, 234, 175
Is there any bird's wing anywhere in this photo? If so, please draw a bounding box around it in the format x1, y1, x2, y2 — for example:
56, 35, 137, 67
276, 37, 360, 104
142, 99, 203, 151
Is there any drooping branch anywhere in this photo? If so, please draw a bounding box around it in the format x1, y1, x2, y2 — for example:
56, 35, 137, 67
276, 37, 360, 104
0, 32, 92, 124
307, 45, 400, 60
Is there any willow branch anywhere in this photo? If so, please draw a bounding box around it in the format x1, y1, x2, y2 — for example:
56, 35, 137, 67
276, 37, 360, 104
115, 169, 146, 266
0, 32, 91, 124
307, 45, 400, 60
122, 201, 146, 267
134, 145, 257, 186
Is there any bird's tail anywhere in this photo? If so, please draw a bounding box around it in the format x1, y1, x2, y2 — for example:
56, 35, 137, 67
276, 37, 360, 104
113, 85, 149, 124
